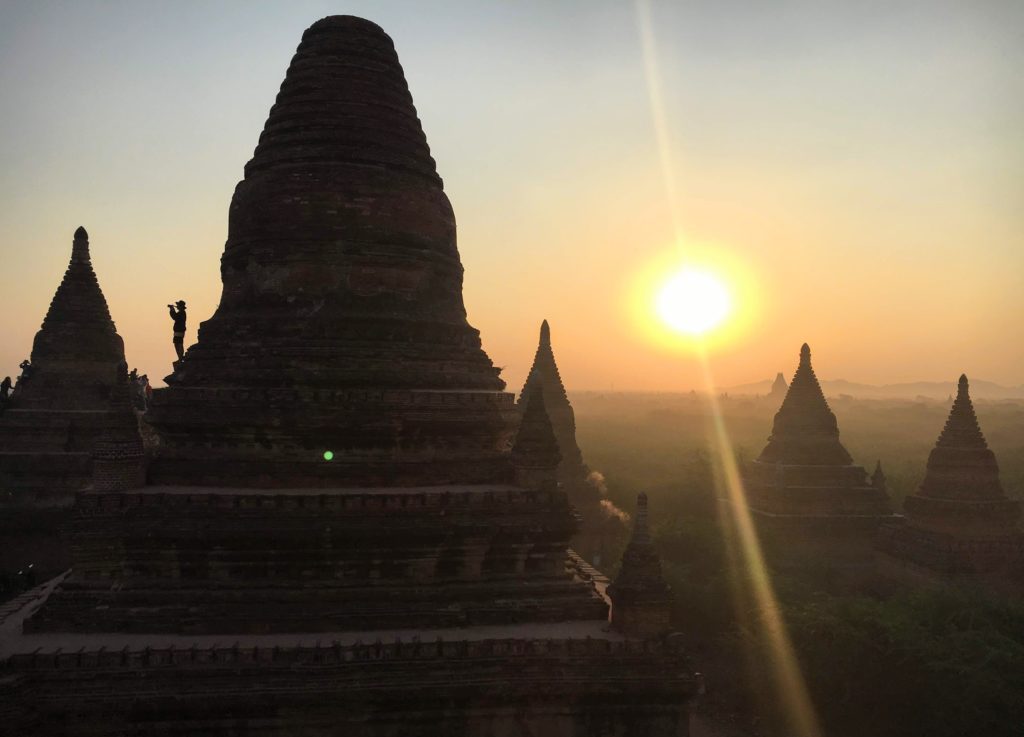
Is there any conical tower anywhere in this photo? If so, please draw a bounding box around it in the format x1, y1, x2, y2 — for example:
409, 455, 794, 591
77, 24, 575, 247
608, 493, 672, 637
757, 344, 852, 466
518, 320, 589, 487
0, 227, 137, 577
878, 376, 1023, 585
743, 344, 892, 573
905, 375, 1017, 535
769, 371, 787, 399
147, 16, 515, 487
0, 226, 135, 475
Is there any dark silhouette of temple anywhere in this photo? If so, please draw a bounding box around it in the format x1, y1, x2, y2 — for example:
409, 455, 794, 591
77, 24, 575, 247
518, 319, 625, 567
0, 227, 137, 579
743, 344, 892, 573
877, 375, 1024, 588
0, 17, 695, 735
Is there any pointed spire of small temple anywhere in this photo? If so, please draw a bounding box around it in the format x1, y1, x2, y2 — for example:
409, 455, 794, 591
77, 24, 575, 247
520, 319, 568, 405
608, 493, 672, 637
632, 491, 652, 545
756, 343, 852, 465
915, 374, 1004, 501
882, 374, 1022, 580
770, 371, 787, 398
518, 319, 588, 485
511, 384, 561, 475
935, 375, 987, 450
40, 227, 117, 339
71, 226, 90, 263
872, 460, 886, 490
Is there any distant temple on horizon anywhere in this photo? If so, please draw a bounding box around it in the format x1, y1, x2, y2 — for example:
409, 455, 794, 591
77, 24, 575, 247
0, 16, 694, 736
877, 375, 1024, 589
769, 371, 787, 400
0, 227, 137, 579
743, 343, 893, 573
518, 319, 625, 567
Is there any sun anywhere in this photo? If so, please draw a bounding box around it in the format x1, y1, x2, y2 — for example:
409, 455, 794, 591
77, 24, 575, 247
655, 267, 732, 336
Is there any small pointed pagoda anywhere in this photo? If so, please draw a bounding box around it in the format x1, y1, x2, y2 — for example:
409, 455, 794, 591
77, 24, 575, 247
769, 371, 788, 400
518, 320, 625, 567
518, 320, 590, 490
608, 493, 672, 637
744, 344, 892, 570
877, 376, 1023, 585
0, 227, 137, 575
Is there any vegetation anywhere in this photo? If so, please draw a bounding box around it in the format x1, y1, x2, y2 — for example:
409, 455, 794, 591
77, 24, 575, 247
574, 391, 1024, 737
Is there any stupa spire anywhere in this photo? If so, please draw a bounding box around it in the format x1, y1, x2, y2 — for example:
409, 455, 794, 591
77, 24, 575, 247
871, 460, 886, 490
769, 371, 787, 398
917, 374, 1004, 501
38, 227, 117, 342
934, 375, 987, 450
71, 226, 90, 263
880, 374, 1022, 581
607, 493, 671, 637
521, 319, 568, 405
517, 320, 587, 483
756, 343, 853, 465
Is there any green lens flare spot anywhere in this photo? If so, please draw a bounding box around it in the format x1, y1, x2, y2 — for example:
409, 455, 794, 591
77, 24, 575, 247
323, 450, 334, 461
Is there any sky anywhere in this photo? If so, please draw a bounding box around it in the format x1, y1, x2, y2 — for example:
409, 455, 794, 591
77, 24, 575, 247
0, 0, 1021, 393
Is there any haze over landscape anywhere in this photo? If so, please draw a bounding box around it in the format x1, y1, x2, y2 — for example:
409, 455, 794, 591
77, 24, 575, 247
1, 0, 1021, 392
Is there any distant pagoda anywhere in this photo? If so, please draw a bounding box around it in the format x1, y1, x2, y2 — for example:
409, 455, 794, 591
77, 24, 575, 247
1, 18, 696, 736
0, 227, 137, 576
744, 344, 892, 570
769, 371, 787, 399
877, 375, 1023, 586
518, 320, 624, 567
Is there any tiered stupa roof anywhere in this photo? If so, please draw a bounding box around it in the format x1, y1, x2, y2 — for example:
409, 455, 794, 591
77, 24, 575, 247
518, 320, 588, 486
146, 15, 515, 487
16, 227, 127, 410
757, 344, 852, 466
608, 493, 671, 636
919, 375, 1003, 501
878, 376, 1023, 582
901, 376, 1020, 536
0, 226, 134, 474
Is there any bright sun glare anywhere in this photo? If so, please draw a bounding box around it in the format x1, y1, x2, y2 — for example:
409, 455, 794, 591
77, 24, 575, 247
655, 268, 731, 336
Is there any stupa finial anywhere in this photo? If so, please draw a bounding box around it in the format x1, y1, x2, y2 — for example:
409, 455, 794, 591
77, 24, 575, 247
871, 460, 886, 490
539, 319, 551, 350
799, 343, 811, 365
71, 226, 90, 264
607, 492, 672, 637
633, 492, 651, 545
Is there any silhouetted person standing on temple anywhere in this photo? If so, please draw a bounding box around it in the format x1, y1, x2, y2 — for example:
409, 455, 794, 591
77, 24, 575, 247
168, 300, 187, 361
0, 376, 11, 409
